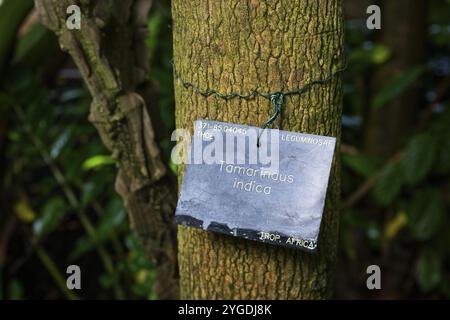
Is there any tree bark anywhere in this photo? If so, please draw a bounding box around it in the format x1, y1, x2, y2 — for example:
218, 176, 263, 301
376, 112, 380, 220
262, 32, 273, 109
34, 0, 179, 299
173, 0, 344, 299
364, 0, 427, 157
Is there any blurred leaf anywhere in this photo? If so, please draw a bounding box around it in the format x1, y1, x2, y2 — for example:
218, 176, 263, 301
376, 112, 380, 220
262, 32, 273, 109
340, 209, 360, 259
349, 44, 392, 67
59, 88, 85, 103
373, 162, 404, 206
440, 276, 450, 298
70, 198, 125, 260
7, 130, 20, 142
342, 115, 362, 128
50, 128, 72, 159
81, 181, 95, 208
14, 200, 36, 223
384, 211, 408, 242
99, 272, 119, 289
146, 11, 163, 55
69, 237, 92, 261
366, 221, 382, 249
33, 197, 66, 237
0, 92, 15, 106
168, 158, 178, 175
342, 153, 379, 178
82, 155, 115, 171
80, 171, 114, 206
402, 133, 438, 185
12, 23, 59, 68
7, 279, 24, 300
80, 181, 97, 208
434, 134, 450, 175
0, 0, 34, 72
135, 269, 149, 284
416, 249, 442, 292
65, 152, 84, 182
124, 232, 156, 298
97, 198, 126, 238
407, 189, 445, 240
372, 66, 425, 110
371, 45, 392, 64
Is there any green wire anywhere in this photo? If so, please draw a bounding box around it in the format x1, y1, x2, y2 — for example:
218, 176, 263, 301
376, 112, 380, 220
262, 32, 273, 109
171, 57, 347, 144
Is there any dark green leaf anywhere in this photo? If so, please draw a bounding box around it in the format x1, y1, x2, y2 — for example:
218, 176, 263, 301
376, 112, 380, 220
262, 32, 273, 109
0, 92, 15, 106
33, 197, 66, 237
416, 249, 442, 292
402, 133, 438, 185
342, 153, 380, 178
434, 135, 450, 175
7, 279, 24, 300
407, 188, 445, 240
70, 198, 125, 260
349, 44, 391, 67
50, 128, 72, 159
372, 66, 425, 110
69, 236, 92, 261
373, 162, 405, 206
97, 198, 126, 239
80, 182, 96, 208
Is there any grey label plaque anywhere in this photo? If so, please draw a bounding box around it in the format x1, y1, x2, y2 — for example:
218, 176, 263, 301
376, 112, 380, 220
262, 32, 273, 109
175, 120, 336, 252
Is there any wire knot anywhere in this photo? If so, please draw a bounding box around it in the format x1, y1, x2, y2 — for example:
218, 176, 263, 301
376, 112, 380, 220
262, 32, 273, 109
270, 92, 284, 108
265, 92, 284, 129
257, 92, 285, 147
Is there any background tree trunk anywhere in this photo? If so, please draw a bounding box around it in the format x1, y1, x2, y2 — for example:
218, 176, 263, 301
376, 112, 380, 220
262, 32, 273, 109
364, 0, 427, 157
34, 0, 179, 299
173, 0, 344, 299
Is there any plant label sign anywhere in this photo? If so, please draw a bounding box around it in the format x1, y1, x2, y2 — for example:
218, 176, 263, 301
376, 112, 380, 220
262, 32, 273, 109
174, 120, 336, 252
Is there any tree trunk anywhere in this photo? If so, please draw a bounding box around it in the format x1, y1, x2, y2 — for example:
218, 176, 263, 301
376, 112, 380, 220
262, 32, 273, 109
364, 0, 427, 157
34, 0, 179, 299
173, 0, 344, 299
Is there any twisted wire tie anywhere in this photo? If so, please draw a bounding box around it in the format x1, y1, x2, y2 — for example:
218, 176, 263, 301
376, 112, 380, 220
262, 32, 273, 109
171, 58, 347, 146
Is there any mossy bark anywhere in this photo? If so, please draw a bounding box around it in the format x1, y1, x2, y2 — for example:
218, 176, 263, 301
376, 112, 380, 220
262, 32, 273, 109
173, 0, 344, 299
